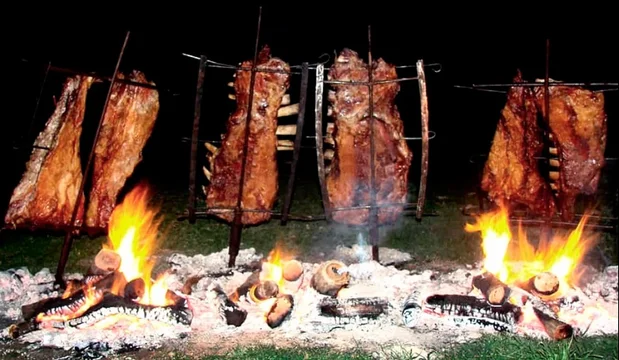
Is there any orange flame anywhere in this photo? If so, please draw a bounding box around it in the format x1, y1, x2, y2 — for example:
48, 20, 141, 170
106, 184, 173, 307
465, 206, 597, 296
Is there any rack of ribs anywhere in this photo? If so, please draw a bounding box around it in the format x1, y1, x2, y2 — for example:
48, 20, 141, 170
533, 82, 607, 221
84, 71, 160, 231
326, 49, 413, 226
4, 75, 94, 230
204, 46, 291, 225
481, 71, 556, 218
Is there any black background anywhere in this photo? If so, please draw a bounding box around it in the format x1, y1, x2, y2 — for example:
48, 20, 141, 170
3, 5, 617, 217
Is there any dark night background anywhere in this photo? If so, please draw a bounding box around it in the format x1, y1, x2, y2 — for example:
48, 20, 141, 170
2, 6, 617, 222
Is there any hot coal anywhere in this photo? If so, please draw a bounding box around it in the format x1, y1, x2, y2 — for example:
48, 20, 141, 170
1, 248, 617, 355
319, 297, 389, 318
64, 293, 192, 329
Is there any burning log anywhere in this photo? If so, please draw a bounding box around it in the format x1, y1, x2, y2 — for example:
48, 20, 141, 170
310, 260, 350, 296
512, 286, 574, 340
402, 293, 523, 333
266, 294, 294, 328
61, 293, 192, 329
532, 307, 574, 340
250, 280, 279, 302
522, 272, 560, 297
283, 260, 304, 282
319, 297, 388, 319
472, 271, 510, 305
124, 278, 145, 300
89, 248, 122, 275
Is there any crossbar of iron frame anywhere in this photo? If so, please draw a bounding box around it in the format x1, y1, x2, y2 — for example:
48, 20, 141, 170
54, 31, 131, 288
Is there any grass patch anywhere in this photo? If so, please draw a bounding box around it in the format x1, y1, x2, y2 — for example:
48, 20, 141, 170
437, 334, 619, 360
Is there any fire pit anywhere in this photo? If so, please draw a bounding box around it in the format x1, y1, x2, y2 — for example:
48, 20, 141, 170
0, 203, 617, 356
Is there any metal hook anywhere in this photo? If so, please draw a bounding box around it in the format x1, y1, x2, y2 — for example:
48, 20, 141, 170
316, 53, 331, 65
425, 63, 442, 73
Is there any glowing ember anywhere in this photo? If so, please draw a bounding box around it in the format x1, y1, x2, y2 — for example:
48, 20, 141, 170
465, 206, 597, 297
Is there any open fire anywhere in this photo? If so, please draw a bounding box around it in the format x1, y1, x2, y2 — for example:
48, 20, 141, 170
7, 185, 193, 339
403, 205, 612, 341
1, 193, 616, 355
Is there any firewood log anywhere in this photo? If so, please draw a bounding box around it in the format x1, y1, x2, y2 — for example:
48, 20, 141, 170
472, 271, 510, 305
310, 260, 349, 296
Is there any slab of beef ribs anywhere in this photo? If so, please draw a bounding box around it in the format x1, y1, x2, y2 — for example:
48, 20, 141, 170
481, 71, 556, 218
534, 82, 607, 221
326, 49, 413, 226
205, 46, 291, 225
84, 71, 160, 231
4, 75, 94, 230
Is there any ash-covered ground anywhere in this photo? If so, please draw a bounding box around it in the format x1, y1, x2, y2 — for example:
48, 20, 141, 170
1, 246, 617, 359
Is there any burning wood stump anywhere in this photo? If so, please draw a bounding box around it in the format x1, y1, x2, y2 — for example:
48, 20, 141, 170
517, 272, 560, 297
472, 271, 510, 305
311, 260, 350, 296
319, 297, 389, 319
225, 253, 303, 329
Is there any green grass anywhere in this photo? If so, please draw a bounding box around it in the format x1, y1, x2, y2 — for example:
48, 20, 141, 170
165, 335, 618, 359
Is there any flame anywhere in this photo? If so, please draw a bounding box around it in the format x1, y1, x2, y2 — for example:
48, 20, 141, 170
106, 184, 173, 307
260, 246, 287, 288
465, 206, 597, 296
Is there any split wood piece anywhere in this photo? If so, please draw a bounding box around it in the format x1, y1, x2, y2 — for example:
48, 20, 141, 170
310, 260, 350, 297
266, 294, 294, 328
181, 275, 205, 295
319, 297, 388, 318
124, 278, 145, 300
549, 159, 560, 168
283, 260, 304, 282
250, 280, 279, 302
276, 124, 298, 136
525, 272, 560, 296
472, 271, 510, 305
549, 147, 558, 155
89, 248, 121, 275
549, 171, 560, 181
533, 306, 574, 340
277, 139, 294, 151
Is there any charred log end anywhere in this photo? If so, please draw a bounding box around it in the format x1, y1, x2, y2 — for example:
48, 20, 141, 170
92, 248, 122, 274
319, 297, 389, 319
533, 307, 573, 340
124, 278, 145, 300
234, 271, 261, 300
221, 296, 247, 327
530, 272, 560, 296
250, 280, 279, 302
7, 320, 39, 339
311, 260, 350, 297
283, 260, 304, 282
472, 271, 510, 305
266, 294, 294, 329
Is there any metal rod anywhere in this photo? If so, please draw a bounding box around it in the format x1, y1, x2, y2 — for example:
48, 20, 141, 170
323, 76, 419, 85
540, 38, 554, 239
187, 55, 207, 224
21, 59, 159, 90
416, 59, 430, 221
21, 61, 51, 148
314, 63, 332, 220
464, 82, 618, 88
182, 52, 441, 73
178, 209, 439, 222
367, 25, 379, 262
281, 62, 309, 225
55, 31, 131, 287
228, 6, 262, 268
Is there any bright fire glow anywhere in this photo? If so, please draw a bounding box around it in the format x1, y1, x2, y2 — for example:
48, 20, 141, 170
106, 184, 172, 307
465, 206, 597, 296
